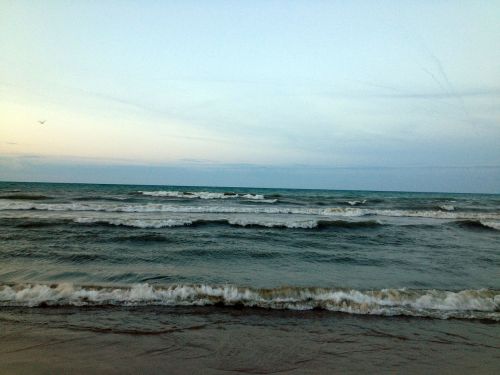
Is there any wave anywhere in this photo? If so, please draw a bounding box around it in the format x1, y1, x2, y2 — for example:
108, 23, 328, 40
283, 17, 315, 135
481, 221, 500, 230
73, 196, 130, 202
74, 217, 194, 228
0, 194, 51, 200
346, 200, 366, 206
0, 283, 498, 320
13, 218, 68, 228
73, 217, 381, 229
438, 204, 455, 211
455, 220, 500, 231
2, 201, 499, 220
114, 233, 171, 243
137, 191, 276, 203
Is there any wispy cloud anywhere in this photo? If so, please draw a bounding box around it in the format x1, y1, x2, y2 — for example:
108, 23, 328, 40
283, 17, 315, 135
324, 83, 500, 100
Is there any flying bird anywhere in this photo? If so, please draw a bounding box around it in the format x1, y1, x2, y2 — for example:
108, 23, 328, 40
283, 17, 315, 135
38, 120, 46, 125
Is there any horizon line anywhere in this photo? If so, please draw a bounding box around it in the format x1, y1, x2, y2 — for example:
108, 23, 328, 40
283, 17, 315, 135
1, 179, 498, 196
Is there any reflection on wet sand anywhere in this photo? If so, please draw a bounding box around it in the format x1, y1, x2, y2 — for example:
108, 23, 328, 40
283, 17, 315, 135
1, 307, 499, 374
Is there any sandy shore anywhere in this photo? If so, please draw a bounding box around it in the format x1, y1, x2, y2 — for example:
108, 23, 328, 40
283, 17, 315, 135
1, 307, 499, 374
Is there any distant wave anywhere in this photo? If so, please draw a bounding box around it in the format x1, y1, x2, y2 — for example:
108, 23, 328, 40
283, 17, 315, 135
114, 233, 171, 242
0, 194, 51, 200
2, 201, 499, 221
73, 196, 130, 202
12, 218, 69, 228
0, 283, 498, 320
137, 191, 276, 203
12, 216, 498, 231
346, 200, 367, 206
438, 204, 455, 211
74, 217, 193, 229
73, 217, 381, 229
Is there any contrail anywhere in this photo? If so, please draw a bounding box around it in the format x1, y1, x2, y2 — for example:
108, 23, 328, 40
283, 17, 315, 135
428, 52, 470, 117
420, 67, 450, 97
415, 40, 471, 119
394, 24, 472, 121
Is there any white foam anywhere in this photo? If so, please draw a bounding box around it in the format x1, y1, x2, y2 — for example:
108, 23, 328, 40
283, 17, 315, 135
347, 200, 367, 206
225, 218, 320, 229
480, 220, 500, 230
73, 216, 357, 229
439, 204, 455, 211
74, 217, 193, 228
138, 191, 273, 202
1, 201, 499, 221
0, 283, 498, 320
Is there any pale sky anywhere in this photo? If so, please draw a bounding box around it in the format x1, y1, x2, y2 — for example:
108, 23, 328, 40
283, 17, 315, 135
1, 1, 499, 192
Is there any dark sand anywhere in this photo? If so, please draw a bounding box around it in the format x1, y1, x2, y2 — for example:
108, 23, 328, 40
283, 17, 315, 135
1, 307, 499, 374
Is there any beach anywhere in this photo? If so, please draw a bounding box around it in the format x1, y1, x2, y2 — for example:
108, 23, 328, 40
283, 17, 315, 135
2, 307, 499, 374
0, 181, 499, 373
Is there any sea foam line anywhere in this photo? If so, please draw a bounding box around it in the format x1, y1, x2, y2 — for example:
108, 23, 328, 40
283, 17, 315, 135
0, 283, 498, 320
1, 201, 499, 221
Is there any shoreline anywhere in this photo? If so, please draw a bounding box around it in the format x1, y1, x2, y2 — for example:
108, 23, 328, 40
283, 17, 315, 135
1, 307, 499, 374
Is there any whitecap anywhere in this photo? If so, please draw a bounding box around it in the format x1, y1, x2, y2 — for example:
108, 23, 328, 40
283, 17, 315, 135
479, 220, 500, 230
347, 200, 367, 206
1, 283, 498, 320
137, 191, 273, 202
439, 204, 455, 211
1, 201, 499, 221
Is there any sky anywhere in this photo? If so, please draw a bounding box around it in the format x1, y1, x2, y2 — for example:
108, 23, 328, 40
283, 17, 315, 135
1, 0, 499, 192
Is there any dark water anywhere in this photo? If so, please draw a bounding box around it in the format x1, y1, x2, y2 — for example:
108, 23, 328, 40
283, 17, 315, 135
0, 181, 499, 373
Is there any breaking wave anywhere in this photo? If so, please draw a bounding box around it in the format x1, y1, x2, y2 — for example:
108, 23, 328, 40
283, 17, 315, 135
438, 204, 455, 211
137, 191, 276, 203
456, 220, 500, 231
74, 217, 193, 229
2, 201, 499, 220
0, 283, 498, 320
73, 217, 381, 229
481, 221, 500, 230
346, 200, 366, 206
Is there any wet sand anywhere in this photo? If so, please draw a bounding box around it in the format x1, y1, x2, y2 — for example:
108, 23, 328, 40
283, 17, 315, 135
1, 307, 499, 374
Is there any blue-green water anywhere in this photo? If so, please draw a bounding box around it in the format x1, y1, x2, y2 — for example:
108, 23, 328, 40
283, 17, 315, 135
0, 181, 499, 320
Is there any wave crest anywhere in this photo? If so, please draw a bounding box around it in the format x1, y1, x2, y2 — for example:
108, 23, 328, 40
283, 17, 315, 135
73, 217, 381, 229
347, 200, 367, 206
0, 283, 498, 320
137, 191, 275, 203
456, 220, 500, 231
1, 202, 499, 221
439, 204, 455, 211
